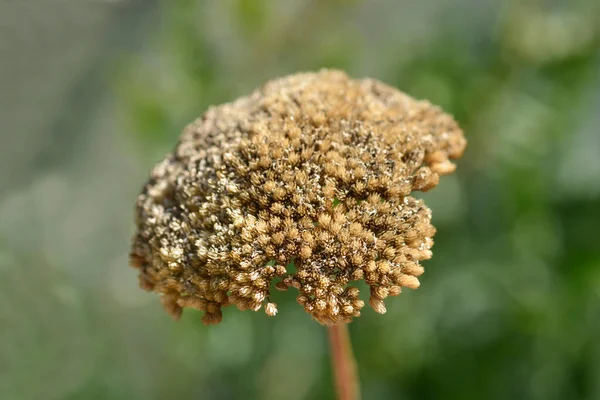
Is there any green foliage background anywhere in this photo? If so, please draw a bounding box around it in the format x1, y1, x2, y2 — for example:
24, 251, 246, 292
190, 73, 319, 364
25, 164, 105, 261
1, 1, 600, 399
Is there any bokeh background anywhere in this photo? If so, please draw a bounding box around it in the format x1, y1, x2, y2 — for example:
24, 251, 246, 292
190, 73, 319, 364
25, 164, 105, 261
2, 0, 600, 399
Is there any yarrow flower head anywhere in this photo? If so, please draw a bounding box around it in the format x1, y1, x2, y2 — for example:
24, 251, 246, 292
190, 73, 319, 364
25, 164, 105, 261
130, 70, 466, 325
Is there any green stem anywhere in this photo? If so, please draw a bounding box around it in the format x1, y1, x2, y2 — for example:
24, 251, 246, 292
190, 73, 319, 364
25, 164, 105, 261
328, 324, 360, 400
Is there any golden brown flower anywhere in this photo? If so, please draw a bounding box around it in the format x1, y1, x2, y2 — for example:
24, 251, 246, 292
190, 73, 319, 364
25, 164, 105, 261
130, 70, 466, 325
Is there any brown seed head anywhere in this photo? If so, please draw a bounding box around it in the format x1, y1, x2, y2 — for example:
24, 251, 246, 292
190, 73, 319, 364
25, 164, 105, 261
130, 70, 466, 325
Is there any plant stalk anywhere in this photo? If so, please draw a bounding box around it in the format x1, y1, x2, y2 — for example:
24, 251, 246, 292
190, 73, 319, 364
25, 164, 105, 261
328, 324, 360, 400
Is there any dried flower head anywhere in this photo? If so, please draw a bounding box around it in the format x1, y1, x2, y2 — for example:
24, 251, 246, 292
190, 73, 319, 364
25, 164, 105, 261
130, 70, 466, 325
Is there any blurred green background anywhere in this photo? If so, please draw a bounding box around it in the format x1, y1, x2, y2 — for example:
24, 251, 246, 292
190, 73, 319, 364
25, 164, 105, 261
1, 0, 600, 399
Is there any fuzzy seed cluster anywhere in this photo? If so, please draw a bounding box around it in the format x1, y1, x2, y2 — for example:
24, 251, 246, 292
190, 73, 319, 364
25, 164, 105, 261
130, 70, 466, 325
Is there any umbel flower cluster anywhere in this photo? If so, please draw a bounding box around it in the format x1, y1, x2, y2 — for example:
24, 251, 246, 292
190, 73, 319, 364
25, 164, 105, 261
130, 70, 466, 325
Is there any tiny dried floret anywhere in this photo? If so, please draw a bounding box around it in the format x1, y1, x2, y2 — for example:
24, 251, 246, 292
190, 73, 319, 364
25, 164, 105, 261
130, 70, 466, 325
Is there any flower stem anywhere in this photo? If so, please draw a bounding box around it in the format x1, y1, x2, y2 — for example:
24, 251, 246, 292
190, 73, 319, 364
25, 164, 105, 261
328, 324, 360, 400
